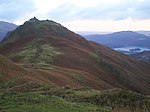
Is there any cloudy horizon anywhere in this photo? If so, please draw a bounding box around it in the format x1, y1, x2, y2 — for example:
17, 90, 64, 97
1, 0, 150, 32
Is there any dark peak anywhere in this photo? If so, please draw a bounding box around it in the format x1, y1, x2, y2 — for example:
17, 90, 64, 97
23, 17, 39, 26
24, 18, 62, 28
28, 17, 39, 22
44, 19, 62, 26
30, 17, 39, 21
2, 18, 72, 43
27, 17, 60, 26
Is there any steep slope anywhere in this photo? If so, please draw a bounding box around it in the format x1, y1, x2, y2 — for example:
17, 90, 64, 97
84, 31, 150, 48
89, 42, 150, 93
0, 55, 149, 112
0, 18, 150, 94
0, 54, 111, 91
0, 54, 36, 91
0, 21, 17, 41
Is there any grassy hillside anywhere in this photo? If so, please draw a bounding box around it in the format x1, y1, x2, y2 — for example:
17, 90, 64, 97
0, 55, 149, 112
0, 85, 149, 112
0, 92, 99, 112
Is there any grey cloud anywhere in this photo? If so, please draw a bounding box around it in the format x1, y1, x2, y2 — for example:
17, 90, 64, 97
48, 0, 150, 21
0, 0, 36, 21
1, 0, 150, 22
48, 3, 80, 21
75, 0, 150, 20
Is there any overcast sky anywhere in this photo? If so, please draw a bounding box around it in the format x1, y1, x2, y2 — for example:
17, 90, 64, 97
0, 0, 150, 32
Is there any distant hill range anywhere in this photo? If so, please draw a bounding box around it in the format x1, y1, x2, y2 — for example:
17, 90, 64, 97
83, 31, 150, 62
84, 31, 150, 48
0, 21, 17, 41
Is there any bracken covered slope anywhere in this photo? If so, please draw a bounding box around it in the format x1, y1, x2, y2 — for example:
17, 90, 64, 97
0, 55, 149, 112
0, 18, 150, 94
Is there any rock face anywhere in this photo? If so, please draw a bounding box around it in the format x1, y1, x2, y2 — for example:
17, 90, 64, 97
0, 18, 150, 94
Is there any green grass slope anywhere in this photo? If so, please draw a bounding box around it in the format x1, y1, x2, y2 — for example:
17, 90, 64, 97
0, 92, 98, 112
0, 85, 149, 112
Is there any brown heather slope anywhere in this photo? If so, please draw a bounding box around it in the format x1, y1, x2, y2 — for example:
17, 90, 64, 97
0, 18, 150, 94
0, 54, 110, 91
89, 42, 150, 94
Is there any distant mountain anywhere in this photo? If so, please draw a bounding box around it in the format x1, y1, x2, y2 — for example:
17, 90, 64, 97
84, 31, 150, 48
76, 31, 111, 36
0, 18, 150, 94
136, 31, 150, 37
84, 31, 150, 58
0, 21, 17, 41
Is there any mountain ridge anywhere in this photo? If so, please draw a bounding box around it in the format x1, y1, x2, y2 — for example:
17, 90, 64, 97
0, 18, 150, 94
